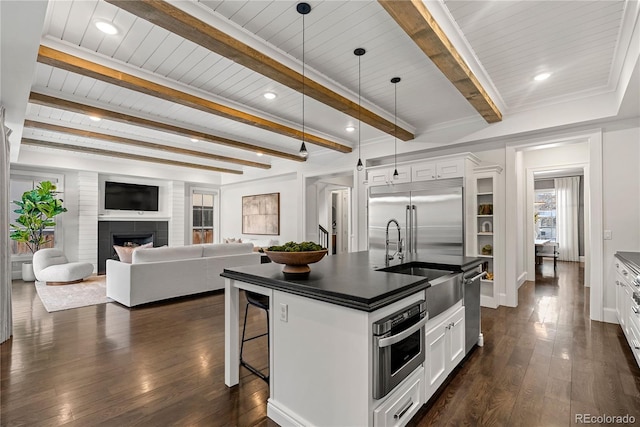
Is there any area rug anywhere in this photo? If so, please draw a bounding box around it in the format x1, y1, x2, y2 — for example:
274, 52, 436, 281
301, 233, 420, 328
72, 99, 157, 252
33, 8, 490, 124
35, 275, 113, 312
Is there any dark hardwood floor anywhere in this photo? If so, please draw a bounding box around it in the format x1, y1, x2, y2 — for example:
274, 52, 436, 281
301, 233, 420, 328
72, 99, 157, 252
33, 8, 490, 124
2, 260, 639, 426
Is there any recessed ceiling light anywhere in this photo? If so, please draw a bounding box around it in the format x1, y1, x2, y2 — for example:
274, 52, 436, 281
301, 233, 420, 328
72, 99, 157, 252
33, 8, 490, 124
256, 152, 263, 157
534, 72, 551, 81
345, 126, 356, 133
190, 138, 199, 142
89, 116, 101, 122
263, 92, 277, 100
95, 20, 118, 35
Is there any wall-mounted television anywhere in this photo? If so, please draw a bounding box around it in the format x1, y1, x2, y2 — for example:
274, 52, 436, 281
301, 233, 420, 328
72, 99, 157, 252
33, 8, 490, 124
105, 181, 159, 211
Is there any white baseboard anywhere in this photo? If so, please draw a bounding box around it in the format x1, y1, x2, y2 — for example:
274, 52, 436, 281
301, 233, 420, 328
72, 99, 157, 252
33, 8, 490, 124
267, 399, 308, 427
480, 294, 498, 309
517, 272, 527, 289
602, 307, 619, 324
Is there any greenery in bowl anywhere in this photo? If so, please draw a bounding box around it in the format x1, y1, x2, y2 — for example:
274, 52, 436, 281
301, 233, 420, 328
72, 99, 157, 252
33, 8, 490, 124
266, 241, 324, 252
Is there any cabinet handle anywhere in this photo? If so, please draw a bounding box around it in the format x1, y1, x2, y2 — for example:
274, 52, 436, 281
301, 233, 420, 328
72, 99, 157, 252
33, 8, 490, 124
394, 398, 414, 420
623, 270, 628, 276
615, 281, 619, 286
616, 263, 620, 268
633, 340, 640, 350
632, 306, 639, 314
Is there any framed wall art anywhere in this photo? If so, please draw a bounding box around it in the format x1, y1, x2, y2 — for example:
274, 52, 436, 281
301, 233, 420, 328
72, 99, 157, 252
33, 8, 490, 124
242, 193, 280, 235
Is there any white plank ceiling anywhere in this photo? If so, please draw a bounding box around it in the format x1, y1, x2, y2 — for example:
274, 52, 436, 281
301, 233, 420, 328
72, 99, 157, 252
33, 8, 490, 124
15, 0, 636, 176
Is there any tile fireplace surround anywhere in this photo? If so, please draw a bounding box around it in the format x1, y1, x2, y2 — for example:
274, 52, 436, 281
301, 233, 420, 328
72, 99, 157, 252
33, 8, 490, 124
97, 221, 168, 274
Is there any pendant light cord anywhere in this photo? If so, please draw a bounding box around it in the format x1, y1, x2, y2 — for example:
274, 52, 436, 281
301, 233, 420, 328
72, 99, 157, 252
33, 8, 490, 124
391, 76, 400, 177
302, 11, 305, 145
354, 48, 365, 171
358, 53, 361, 160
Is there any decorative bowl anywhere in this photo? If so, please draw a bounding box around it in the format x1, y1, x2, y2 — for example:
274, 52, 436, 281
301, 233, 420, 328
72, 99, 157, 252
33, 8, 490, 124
264, 249, 328, 275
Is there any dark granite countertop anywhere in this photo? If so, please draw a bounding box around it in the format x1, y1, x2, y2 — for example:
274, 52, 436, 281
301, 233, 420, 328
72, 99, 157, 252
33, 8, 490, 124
221, 250, 483, 312
615, 251, 640, 274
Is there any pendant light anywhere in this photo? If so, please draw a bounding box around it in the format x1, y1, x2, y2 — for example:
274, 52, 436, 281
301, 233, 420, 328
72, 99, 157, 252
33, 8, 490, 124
298, 2, 310, 158
391, 77, 401, 179
354, 47, 365, 171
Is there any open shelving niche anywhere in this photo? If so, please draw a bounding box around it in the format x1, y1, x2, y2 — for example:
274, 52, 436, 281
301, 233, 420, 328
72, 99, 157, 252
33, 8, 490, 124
473, 166, 503, 309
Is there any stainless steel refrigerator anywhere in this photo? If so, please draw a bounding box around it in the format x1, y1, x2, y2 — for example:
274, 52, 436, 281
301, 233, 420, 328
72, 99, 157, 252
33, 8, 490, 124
368, 178, 464, 256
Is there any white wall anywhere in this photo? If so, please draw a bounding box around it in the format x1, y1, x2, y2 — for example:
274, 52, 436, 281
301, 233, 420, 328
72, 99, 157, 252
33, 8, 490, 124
170, 181, 186, 246
602, 125, 640, 316
220, 173, 300, 244
77, 171, 98, 270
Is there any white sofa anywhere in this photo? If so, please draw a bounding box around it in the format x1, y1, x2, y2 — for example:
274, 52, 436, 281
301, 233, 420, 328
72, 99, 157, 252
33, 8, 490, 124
106, 243, 261, 307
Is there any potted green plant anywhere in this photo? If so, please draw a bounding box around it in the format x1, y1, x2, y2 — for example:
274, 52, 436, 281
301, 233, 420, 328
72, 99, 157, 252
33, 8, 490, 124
10, 181, 67, 281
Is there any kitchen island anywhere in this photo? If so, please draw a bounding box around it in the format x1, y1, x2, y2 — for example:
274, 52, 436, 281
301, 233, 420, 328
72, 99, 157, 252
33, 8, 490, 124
222, 251, 482, 427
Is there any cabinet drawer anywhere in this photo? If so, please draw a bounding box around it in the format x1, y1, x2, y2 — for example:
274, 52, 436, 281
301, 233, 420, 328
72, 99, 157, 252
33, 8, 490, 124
374, 367, 423, 427
627, 318, 640, 368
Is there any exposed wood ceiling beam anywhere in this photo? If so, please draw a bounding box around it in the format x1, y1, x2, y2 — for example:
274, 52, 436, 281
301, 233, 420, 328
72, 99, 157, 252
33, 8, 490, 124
105, 0, 414, 142
29, 92, 304, 162
379, 0, 502, 123
37, 45, 352, 153
23, 120, 270, 170
21, 138, 243, 174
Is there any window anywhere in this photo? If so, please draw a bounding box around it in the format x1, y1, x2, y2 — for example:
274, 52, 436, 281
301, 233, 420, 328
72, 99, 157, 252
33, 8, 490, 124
192, 191, 215, 244
534, 188, 556, 241
9, 177, 58, 256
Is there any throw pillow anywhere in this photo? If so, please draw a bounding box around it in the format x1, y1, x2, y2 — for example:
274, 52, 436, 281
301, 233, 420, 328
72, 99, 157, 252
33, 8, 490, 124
113, 242, 153, 263
224, 238, 242, 243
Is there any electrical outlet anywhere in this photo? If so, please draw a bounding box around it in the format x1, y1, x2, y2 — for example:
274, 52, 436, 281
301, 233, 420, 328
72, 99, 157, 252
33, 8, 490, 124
280, 303, 288, 322
604, 230, 612, 240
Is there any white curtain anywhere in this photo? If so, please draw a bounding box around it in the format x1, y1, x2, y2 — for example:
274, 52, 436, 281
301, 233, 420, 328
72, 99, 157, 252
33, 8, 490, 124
1, 107, 12, 343
555, 176, 580, 262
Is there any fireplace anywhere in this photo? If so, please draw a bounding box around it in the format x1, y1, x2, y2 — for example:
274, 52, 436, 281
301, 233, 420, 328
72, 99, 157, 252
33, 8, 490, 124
112, 233, 154, 248
98, 221, 168, 274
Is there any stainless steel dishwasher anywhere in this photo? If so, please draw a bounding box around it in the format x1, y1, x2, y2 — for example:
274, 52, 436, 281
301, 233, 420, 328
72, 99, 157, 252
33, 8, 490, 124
463, 266, 486, 355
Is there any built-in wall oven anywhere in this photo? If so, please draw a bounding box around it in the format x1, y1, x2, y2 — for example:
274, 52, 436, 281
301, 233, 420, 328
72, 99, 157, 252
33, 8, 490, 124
372, 301, 428, 399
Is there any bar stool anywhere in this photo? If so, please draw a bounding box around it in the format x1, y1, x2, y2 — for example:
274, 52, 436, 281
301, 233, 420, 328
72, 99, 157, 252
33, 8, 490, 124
240, 291, 270, 384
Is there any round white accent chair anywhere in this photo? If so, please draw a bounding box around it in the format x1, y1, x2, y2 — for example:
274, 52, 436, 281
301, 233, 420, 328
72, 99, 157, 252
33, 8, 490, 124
33, 248, 94, 285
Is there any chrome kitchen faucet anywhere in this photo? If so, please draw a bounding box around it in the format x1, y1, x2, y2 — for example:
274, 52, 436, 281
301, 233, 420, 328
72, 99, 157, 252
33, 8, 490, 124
385, 219, 403, 266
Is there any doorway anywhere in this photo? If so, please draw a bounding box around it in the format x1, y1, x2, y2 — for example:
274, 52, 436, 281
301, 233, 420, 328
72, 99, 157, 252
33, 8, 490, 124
506, 129, 604, 321
331, 189, 350, 255
303, 171, 354, 254
532, 168, 585, 281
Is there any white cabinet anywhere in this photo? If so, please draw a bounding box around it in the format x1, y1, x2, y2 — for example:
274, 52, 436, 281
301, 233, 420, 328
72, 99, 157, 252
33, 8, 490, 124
411, 158, 464, 182
616, 277, 628, 334
374, 367, 423, 427
368, 165, 411, 185
424, 304, 465, 400
410, 161, 436, 181
616, 258, 634, 336
368, 155, 477, 187
614, 255, 640, 368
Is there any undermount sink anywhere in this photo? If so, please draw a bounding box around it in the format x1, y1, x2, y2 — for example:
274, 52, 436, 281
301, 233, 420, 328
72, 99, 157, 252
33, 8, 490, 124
377, 263, 455, 283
